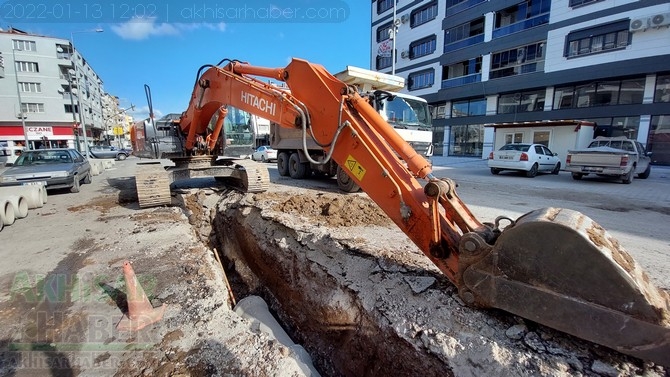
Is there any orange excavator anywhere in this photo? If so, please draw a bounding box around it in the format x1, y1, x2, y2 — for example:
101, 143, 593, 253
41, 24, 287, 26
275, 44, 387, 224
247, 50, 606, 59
133, 58, 670, 366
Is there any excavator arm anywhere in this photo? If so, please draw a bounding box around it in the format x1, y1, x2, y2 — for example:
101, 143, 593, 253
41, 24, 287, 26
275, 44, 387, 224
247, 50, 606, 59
180, 58, 670, 366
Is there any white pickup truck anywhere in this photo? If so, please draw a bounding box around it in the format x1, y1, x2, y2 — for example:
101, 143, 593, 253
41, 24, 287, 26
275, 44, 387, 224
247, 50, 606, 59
565, 136, 652, 184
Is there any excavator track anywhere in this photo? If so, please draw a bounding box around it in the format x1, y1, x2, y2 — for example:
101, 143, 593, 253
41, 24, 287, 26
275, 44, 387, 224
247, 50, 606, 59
231, 159, 270, 193
135, 162, 172, 208
133, 157, 270, 209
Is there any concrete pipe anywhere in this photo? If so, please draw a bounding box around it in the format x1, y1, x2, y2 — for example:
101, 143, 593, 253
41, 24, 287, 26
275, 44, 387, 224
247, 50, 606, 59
0, 199, 16, 226
4, 195, 28, 219
101, 159, 115, 169
234, 295, 321, 376
90, 160, 104, 176
0, 185, 46, 209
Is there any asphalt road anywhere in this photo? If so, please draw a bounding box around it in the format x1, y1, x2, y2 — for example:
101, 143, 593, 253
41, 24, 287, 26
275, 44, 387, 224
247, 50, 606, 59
428, 158, 670, 290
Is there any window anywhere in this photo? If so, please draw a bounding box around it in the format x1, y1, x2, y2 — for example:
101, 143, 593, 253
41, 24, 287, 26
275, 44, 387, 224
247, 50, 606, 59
594, 81, 620, 106
490, 42, 545, 79
451, 98, 486, 117
585, 116, 640, 139
654, 74, 670, 103
450, 124, 484, 156
445, 17, 485, 49
569, 0, 604, 7
12, 40, 36, 51
432, 104, 447, 119
64, 104, 79, 114
443, 58, 482, 80
15, 61, 39, 73
21, 103, 45, 114
18, 82, 42, 93
376, 54, 393, 70
553, 77, 644, 109
505, 133, 524, 144
410, 1, 438, 28
565, 20, 629, 57
533, 131, 550, 147
408, 69, 435, 90
377, 0, 394, 14
498, 89, 545, 114
619, 78, 645, 105
495, 0, 551, 28
648, 115, 670, 165
446, 0, 486, 16
376, 22, 393, 42
409, 35, 436, 59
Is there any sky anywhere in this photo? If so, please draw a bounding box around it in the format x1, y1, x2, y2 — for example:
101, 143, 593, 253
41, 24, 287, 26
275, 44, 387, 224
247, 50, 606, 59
1, 0, 371, 121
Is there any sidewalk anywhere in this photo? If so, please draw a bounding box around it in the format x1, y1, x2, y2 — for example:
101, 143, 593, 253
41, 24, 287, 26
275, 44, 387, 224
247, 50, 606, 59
430, 155, 487, 167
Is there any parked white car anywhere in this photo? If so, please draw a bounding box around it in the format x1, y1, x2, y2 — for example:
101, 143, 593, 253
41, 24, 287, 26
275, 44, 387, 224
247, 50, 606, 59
251, 146, 277, 162
488, 143, 561, 177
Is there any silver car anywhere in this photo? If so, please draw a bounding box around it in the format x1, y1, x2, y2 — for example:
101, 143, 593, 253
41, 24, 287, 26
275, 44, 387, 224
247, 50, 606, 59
89, 145, 132, 160
0, 148, 92, 193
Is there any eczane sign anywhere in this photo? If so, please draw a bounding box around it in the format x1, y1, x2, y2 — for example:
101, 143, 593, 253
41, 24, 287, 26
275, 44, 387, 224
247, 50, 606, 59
27, 127, 54, 138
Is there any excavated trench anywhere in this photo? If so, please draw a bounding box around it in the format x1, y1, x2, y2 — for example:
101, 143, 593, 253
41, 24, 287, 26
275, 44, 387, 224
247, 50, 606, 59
210, 191, 454, 377
179, 187, 663, 377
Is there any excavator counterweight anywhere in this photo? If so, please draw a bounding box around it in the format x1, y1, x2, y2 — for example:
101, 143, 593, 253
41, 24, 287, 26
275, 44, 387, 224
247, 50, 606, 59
150, 57, 670, 367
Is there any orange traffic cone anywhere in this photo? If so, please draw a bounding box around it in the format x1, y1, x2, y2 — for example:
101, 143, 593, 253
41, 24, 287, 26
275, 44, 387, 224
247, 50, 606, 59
116, 260, 166, 331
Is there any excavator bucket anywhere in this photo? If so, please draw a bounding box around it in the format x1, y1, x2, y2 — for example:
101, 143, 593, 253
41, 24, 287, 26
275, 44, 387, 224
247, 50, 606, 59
458, 207, 670, 366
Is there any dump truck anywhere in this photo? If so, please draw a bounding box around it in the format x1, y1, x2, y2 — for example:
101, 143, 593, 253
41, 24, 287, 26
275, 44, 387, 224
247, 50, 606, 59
270, 66, 434, 192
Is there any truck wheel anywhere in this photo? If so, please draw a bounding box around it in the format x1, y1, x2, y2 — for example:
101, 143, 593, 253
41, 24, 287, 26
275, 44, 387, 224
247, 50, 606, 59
622, 168, 634, 184
490, 168, 501, 175
571, 173, 583, 180
526, 164, 538, 178
337, 166, 360, 193
288, 152, 308, 179
637, 165, 651, 179
277, 152, 290, 176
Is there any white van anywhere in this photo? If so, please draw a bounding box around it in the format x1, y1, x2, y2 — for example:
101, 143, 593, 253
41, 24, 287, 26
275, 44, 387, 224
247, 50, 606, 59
0, 142, 25, 166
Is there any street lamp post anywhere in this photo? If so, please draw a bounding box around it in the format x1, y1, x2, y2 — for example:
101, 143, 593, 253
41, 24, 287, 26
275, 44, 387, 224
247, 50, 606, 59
390, 1, 399, 76
11, 46, 31, 150
70, 28, 103, 157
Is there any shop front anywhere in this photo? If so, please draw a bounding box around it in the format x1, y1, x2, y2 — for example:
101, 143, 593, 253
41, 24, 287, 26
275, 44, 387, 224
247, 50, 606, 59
0, 124, 78, 150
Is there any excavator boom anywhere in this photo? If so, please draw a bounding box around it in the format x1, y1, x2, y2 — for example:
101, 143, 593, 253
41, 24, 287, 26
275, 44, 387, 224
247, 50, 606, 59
180, 58, 670, 366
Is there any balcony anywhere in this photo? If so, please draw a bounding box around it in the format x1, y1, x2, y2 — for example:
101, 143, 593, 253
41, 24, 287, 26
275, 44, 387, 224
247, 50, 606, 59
444, 34, 485, 53
493, 14, 549, 39
441, 73, 482, 89
446, 0, 486, 17
62, 92, 79, 101
57, 52, 73, 60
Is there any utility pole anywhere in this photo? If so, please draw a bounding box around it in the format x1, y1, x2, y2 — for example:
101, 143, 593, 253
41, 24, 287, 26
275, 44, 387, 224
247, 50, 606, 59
11, 46, 31, 150
70, 28, 103, 157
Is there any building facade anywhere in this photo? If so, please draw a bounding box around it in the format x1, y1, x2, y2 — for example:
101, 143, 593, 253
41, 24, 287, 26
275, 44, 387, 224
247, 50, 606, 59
0, 28, 110, 153
371, 0, 670, 165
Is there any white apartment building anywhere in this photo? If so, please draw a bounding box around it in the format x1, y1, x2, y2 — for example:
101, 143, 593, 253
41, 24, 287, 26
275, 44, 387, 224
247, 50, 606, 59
0, 27, 110, 152
371, 0, 670, 165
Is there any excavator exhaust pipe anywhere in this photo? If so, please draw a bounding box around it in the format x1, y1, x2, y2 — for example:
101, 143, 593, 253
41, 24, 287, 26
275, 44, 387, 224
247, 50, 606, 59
457, 207, 670, 366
